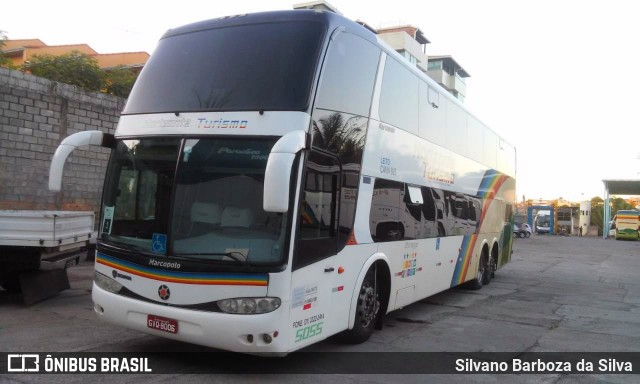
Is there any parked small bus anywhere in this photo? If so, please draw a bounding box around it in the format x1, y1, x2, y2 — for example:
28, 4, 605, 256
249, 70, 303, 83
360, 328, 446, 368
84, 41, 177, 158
534, 212, 551, 234
49, 10, 516, 354
614, 210, 640, 240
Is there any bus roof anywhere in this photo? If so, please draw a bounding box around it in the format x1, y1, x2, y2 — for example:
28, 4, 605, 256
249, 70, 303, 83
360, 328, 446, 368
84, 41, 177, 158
154, 9, 515, 158
162, 10, 378, 46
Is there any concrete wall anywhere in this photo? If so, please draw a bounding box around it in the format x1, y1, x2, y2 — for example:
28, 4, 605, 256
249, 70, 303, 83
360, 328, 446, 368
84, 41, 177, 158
0, 68, 125, 214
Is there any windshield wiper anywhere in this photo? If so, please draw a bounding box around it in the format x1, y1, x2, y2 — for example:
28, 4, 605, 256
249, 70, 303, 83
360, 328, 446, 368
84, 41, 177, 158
175, 252, 248, 265
100, 239, 150, 256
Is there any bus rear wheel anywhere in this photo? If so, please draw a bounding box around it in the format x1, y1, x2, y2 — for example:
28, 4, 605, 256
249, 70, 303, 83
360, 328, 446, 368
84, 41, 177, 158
468, 254, 487, 290
343, 268, 380, 344
484, 249, 497, 285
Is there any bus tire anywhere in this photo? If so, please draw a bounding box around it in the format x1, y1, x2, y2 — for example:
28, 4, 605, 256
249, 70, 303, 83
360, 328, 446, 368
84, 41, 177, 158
484, 247, 497, 285
343, 268, 380, 344
468, 254, 486, 290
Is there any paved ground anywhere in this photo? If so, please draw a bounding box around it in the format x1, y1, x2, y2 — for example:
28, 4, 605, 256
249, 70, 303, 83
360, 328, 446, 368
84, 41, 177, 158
1, 235, 639, 383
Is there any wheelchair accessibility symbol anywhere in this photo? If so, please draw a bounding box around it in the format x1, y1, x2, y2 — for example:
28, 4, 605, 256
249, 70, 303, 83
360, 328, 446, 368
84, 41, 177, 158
152, 233, 167, 254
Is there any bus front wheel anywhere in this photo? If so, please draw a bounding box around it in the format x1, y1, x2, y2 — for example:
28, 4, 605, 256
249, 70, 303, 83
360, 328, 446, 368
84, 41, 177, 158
343, 268, 380, 344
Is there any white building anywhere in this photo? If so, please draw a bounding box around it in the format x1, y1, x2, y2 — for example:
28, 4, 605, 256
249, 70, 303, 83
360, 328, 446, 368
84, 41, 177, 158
294, 1, 470, 102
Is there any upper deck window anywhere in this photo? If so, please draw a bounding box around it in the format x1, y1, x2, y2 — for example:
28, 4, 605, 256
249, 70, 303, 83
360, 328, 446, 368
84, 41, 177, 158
124, 21, 326, 114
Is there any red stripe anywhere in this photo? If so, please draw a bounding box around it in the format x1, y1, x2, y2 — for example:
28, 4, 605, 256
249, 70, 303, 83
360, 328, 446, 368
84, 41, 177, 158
459, 235, 478, 283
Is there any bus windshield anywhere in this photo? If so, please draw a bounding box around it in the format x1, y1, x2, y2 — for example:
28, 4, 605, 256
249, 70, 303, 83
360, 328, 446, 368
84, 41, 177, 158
123, 21, 325, 114
100, 138, 289, 267
536, 215, 550, 226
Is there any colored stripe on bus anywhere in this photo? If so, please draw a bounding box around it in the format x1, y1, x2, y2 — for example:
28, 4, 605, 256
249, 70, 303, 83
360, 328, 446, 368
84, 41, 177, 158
451, 171, 509, 287
451, 234, 478, 287
96, 253, 268, 286
476, 170, 509, 230
477, 169, 509, 200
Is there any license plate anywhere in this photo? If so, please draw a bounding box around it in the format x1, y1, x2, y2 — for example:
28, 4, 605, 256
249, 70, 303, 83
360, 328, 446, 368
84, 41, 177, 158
147, 315, 178, 334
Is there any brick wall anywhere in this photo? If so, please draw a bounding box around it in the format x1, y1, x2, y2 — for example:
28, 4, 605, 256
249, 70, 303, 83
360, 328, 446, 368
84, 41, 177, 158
0, 68, 125, 214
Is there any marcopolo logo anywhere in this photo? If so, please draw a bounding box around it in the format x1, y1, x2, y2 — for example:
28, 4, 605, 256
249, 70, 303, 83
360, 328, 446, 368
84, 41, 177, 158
148, 259, 181, 269
158, 285, 171, 301
112, 270, 132, 281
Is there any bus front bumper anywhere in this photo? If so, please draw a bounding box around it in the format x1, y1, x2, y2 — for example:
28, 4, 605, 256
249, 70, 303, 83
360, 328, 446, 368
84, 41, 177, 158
92, 283, 290, 354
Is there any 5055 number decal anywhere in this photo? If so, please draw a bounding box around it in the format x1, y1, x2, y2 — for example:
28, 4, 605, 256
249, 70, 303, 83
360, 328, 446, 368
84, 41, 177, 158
294, 322, 323, 343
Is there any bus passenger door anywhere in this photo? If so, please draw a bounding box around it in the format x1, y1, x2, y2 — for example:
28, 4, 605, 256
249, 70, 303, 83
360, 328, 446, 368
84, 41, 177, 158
289, 151, 340, 348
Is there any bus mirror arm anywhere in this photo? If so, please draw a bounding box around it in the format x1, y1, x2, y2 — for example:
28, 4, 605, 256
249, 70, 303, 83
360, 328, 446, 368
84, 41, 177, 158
263, 130, 307, 213
263, 153, 295, 212
49, 130, 115, 191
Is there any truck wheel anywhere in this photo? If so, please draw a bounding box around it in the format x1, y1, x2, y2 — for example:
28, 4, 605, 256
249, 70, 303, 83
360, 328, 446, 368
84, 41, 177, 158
1, 276, 22, 293
343, 268, 380, 344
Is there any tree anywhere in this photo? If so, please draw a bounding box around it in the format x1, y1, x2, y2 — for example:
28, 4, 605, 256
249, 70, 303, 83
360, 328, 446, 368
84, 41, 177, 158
313, 112, 366, 164
24, 51, 105, 92
0, 30, 15, 69
590, 196, 604, 235
611, 197, 635, 214
104, 66, 138, 98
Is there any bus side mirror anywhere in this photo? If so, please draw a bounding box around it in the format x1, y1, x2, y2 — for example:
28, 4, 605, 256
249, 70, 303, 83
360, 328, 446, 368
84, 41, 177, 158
49, 130, 115, 191
263, 130, 306, 213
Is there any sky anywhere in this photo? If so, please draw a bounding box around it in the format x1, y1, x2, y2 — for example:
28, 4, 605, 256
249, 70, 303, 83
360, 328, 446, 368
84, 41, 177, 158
3, 0, 639, 202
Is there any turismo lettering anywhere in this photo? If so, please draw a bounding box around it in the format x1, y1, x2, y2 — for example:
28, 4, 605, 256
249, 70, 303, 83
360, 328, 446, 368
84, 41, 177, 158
197, 118, 248, 129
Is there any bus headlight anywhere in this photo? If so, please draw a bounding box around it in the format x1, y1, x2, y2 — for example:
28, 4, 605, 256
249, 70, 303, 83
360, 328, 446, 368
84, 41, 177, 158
217, 297, 281, 314
94, 271, 124, 294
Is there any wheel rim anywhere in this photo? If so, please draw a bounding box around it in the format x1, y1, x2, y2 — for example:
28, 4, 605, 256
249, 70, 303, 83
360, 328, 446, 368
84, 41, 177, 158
477, 260, 485, 283
485, 254, 494, 283
357, 280, 379, 327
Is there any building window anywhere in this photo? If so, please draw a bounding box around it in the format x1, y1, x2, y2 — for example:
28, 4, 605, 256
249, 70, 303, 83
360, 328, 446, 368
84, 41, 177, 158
427, 61, 442, 70
401, 51, 417, 66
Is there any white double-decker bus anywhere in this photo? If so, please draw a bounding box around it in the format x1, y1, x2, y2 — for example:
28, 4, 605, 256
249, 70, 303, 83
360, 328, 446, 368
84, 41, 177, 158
49, 10, 516, 354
